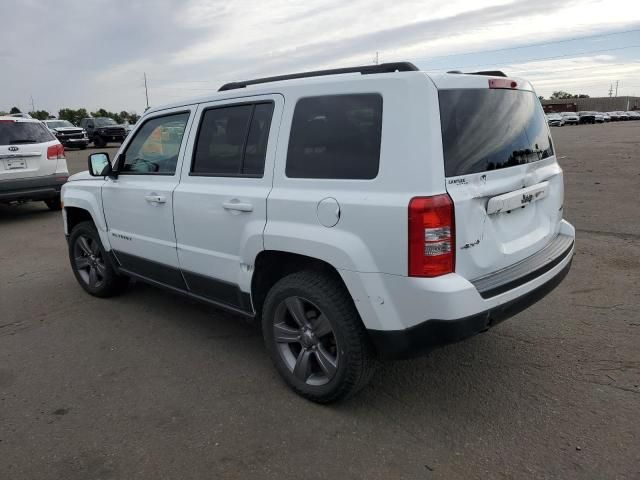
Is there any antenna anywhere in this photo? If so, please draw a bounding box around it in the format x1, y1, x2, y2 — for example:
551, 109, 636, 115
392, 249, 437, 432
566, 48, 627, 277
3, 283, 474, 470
144, 73, 150, 110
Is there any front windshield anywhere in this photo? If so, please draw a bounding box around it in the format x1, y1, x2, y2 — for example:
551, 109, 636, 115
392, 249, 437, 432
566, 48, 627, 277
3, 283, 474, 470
94, 118, 117, 126
46, 120, 74, 128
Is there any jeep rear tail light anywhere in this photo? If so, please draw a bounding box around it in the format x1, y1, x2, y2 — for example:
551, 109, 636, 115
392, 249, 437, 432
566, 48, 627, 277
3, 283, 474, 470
408, 194, 455, 277
47, 143, 65, 160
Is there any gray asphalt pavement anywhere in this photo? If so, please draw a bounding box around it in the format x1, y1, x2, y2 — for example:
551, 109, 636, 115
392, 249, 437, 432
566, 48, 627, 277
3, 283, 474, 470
1, 123, 639, 479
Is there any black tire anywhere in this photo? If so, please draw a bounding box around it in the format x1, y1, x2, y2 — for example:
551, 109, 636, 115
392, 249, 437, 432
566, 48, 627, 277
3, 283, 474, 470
262, 270, 376, 403
79, 145, 87, 150
68, 221, 128, 297
44, 196, 62, 211
93, 136, 107, 148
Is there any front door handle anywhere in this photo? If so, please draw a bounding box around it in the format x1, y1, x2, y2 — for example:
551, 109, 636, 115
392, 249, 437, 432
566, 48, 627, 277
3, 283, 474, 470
222, 200, 253, 212
145, 194, 167, 204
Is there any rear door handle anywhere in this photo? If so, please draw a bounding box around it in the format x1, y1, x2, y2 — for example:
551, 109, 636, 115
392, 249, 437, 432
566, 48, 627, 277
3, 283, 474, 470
144, 194, 167, 204
222, 200, 253, 212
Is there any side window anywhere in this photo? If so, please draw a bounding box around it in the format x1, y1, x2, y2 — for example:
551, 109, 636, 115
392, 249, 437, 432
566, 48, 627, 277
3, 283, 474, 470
286, 94, 383, 179
244, 103, 275, 176
191, 102, 274, 177
120, 112, 190, 175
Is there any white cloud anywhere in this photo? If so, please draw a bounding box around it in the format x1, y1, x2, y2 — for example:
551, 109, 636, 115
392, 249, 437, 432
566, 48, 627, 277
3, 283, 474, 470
1, 0, 639, 113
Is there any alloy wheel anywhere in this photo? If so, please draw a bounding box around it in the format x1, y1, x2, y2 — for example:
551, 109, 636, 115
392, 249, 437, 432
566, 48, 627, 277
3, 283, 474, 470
73, 234, 106, 289
273, 296, 339, 386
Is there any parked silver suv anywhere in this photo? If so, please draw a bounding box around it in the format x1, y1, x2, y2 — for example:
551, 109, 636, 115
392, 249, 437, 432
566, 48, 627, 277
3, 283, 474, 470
0, 116, 68, 209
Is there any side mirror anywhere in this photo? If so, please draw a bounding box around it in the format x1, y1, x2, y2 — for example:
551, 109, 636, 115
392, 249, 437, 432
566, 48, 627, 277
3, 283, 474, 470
88, 153, 112, 177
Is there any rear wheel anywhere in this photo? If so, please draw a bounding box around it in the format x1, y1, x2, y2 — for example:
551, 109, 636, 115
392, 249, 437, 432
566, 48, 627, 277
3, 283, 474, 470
68, 221, 128, 297
262, 271, 376, 403
45, 196, 62, 211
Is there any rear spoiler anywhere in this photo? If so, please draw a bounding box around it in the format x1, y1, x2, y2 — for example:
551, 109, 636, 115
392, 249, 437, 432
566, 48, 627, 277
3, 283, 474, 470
447, 70, 508, 77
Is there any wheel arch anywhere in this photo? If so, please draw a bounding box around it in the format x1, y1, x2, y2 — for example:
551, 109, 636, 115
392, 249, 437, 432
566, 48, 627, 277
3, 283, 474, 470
62, 186, 110, 249
251, 251, 351, 319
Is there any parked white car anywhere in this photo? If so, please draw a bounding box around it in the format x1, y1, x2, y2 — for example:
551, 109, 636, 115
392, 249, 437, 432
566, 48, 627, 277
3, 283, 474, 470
0, 116, 68, 209
546, 113, 565, 126
560, 112, 579, 125
61, 63, 575, 402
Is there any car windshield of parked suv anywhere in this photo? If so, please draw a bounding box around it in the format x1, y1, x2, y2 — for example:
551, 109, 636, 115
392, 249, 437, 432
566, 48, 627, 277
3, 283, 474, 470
0, 121, 54, 145
46, 120, 75, 129
94, 118, 117, 126
439, 89, 553, 176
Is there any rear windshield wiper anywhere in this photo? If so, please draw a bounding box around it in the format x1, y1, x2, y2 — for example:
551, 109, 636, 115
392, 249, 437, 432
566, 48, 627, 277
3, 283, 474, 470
9, 139, 38, 144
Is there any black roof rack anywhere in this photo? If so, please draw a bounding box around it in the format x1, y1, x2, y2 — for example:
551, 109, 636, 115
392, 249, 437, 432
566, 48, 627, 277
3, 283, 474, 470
218, 62, 419, 91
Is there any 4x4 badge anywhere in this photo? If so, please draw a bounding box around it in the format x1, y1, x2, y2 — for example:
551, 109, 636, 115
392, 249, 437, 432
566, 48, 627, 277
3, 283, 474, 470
8, 146, 19, 152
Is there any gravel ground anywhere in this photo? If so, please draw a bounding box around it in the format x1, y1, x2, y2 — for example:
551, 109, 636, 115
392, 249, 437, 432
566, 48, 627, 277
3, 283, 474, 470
1, 122, 638, 479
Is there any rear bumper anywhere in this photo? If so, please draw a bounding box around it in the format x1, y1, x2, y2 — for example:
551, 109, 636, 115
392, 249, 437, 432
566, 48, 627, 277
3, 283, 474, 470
59, 138, 88, 147
341, 220, 575, 359
0, 174, 68, 202
369, 259, 571, 359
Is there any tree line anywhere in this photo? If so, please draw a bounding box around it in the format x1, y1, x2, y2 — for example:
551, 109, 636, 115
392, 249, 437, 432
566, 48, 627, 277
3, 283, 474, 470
1, 106, 140, 125
538, 91, 590, 100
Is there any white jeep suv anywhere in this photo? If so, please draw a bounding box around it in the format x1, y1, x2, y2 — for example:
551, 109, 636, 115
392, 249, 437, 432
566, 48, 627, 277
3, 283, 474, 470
61, 63, 575, 402
1, 116, 68, 209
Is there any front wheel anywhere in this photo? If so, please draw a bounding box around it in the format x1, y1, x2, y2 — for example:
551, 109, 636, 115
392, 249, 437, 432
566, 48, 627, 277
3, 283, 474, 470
93, 136, 107, 148
68, 221, 128, 297
262, 271, 376, 403
45, 196, 62, 211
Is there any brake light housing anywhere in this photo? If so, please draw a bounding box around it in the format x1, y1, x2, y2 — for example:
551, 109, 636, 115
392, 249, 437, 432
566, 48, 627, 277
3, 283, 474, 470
489, 78, 518, 89
47, 143, 65, 160
408, 194, 455, 277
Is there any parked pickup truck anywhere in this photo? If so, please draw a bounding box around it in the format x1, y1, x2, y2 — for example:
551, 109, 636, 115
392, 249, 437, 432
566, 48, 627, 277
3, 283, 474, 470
43, 120, 89, 149
79, 117, 127, 147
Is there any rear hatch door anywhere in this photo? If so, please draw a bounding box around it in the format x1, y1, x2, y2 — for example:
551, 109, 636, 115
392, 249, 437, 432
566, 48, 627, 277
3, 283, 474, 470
437, 83, 564, 281
0, 119, 58, 180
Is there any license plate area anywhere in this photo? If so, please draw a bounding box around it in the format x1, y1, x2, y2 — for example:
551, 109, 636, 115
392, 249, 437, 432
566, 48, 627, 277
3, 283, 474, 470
6, 159, 27, 170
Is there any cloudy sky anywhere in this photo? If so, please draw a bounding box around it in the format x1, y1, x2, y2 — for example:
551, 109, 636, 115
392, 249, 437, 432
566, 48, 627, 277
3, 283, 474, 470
1, 0, 639, 115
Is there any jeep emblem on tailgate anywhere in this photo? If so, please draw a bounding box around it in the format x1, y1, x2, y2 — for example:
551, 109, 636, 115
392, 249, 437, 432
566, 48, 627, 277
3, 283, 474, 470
521, 193, 534, 204
8, 146, 19, 152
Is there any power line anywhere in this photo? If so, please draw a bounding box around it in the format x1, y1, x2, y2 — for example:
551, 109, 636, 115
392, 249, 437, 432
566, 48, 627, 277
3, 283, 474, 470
412, 26, 640, 63
510, 61, 640, 75
422, 45, 640, 72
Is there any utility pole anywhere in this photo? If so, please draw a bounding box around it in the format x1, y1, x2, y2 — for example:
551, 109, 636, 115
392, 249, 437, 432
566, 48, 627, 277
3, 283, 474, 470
615, 80, 619, 97
374, 51, 379, 65
608, 84, 613, 98
30, 95, 35, 113
144, 73, 150, 110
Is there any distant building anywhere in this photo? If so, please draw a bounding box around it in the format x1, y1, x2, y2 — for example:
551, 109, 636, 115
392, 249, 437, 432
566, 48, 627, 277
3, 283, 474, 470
541, 96, 640, 113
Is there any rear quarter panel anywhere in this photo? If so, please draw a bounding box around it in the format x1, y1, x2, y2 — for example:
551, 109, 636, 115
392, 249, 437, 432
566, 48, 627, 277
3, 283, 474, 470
264, 72, 445, 276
